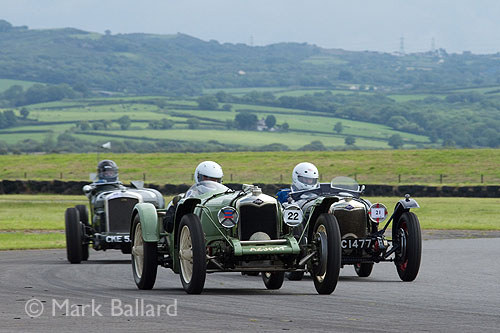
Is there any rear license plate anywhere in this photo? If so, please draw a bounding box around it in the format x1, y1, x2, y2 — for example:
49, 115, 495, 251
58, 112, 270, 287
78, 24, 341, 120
341, 238, 372, 249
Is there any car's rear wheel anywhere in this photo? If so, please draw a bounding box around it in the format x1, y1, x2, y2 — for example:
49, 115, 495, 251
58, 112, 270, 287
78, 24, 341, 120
262, 272, 285, 289
354, 263, 374, 277
310, 214, 341, 295
131, 214, 158, 290
393, 211, 421, 282
65, 207, 83, 264
178, 214, 206, 294
75, 205, 89, 261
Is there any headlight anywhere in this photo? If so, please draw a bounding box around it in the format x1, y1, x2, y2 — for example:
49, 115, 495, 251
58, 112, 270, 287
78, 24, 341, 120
217, 206, 238, 228
368, 203, 388, 223
283, 205, 303, 227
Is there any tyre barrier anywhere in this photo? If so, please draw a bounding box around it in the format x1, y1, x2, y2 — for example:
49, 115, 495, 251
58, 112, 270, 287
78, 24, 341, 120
0, 180, 499, 197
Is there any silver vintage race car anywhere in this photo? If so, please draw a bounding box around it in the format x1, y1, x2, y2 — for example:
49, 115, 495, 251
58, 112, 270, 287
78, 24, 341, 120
284, 176, 421, 281
64, 181, 165, 264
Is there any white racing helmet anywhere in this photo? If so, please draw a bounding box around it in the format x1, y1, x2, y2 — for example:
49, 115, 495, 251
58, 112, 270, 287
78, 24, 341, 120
292, 162, 319, 191
194, 161, 223, 184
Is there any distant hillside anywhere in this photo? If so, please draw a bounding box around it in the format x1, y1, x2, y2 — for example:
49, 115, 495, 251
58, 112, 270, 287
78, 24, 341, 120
0, 19, 499, 150
0, 19, 500, 96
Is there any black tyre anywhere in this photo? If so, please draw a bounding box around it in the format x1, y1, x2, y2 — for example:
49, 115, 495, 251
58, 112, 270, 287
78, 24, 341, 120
354, 263, 374, 277
178, 214, 206, 294
131, 214, 158, 290
393, 211, 422, 282
75, 205, 89, 225
262, 272, 285, 289
75, 205, 89, 261
310, 214, 341, 295
65, 207, 83, 264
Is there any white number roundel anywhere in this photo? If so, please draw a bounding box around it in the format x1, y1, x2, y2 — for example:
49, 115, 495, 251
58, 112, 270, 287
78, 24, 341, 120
368, 203, 388, 223
283, 205, 303, 227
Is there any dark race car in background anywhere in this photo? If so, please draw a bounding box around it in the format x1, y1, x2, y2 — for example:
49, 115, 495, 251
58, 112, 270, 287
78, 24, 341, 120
284, 176, 422, 281
65, 181, 164, 264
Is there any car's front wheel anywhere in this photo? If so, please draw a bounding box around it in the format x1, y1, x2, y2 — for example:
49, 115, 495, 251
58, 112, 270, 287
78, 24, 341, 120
65, 208, 83, 264
310, 214, 341, 295
178, 214, 206, 294
131, 214, 158, 290
262, 272, 285, 289
393, 211, 422, 282
75, 205, 89, 261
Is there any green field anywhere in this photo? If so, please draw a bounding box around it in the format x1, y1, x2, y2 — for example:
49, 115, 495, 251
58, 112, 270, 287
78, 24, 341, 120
387, 94, 445, 102
301, 55, 349, 65
447, 86, 500, 95
0, 195, 86, 230
0, 232, 65, 250
0, 78, 39, 92
82, 129, 391, 149
0, 195, 498, 250
0, 96, 431, 149
0, 149, 499, 185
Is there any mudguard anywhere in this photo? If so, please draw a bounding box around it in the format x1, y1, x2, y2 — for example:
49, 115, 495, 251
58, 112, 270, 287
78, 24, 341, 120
398, 197, 420, 209
132, 203, 160, 242
391, 197, 420, 228
306, 196, 340, 241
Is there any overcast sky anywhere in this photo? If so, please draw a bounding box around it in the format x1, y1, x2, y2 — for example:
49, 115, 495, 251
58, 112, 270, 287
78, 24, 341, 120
2, 0, 500, 54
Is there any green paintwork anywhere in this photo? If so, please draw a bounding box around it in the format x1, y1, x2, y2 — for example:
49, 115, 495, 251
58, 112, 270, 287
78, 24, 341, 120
134, 203, 160, 242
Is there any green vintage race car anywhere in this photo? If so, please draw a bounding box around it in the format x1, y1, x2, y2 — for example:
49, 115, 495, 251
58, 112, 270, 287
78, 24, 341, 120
129, 181, 342, 294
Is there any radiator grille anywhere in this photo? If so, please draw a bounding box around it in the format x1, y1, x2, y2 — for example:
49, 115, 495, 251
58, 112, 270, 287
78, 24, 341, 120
333, 209, 368, 238
239, 204, 278, 241
107, 197, 138, 232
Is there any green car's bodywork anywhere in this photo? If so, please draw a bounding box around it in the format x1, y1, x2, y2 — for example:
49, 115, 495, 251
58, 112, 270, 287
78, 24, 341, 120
133, 183, 302, 274
130, 181, 342, 294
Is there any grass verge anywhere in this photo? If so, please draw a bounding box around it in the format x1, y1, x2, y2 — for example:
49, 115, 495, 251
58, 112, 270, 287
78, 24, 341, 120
367, 197, 500, 230
0, 195, 498, 250
0, 232, 65, 250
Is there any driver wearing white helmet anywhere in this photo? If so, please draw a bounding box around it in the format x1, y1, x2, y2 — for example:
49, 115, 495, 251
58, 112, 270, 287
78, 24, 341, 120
163, 161, 223, 232
194, 161, 223, 184
291, 162, 320, 192
277, 162, 320, 204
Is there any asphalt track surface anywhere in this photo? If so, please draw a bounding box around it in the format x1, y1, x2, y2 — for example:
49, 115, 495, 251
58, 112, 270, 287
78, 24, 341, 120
1, 238, 499, 332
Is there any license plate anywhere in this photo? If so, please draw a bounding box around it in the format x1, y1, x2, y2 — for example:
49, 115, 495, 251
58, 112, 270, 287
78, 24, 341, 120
341, 238, 372, 249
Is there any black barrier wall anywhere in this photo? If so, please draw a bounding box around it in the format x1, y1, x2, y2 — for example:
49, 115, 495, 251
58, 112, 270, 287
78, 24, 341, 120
0, 180, 499, 198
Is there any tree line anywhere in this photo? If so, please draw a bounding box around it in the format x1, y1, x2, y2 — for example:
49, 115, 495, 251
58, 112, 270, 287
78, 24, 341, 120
0, 83, 82, 107
1, 20, 500, 96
